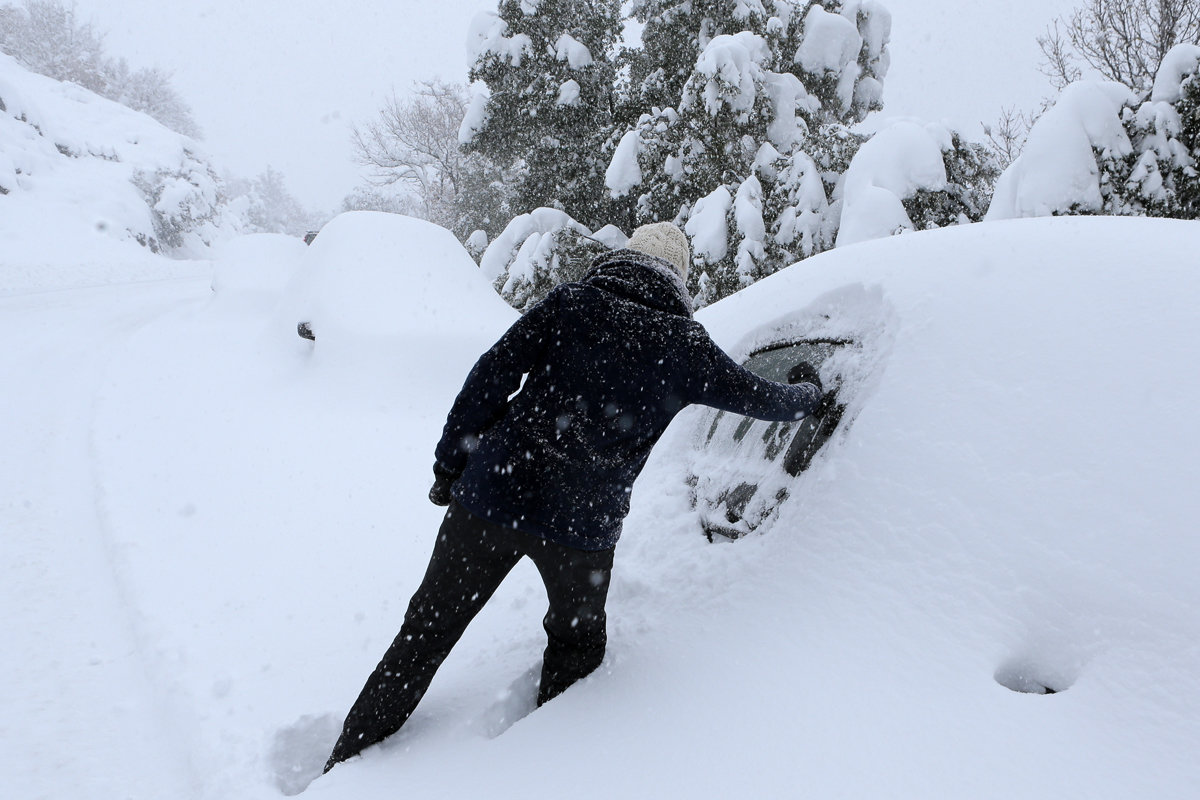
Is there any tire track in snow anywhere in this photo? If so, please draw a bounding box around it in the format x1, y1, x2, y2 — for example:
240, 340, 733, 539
0, 276, 210, 798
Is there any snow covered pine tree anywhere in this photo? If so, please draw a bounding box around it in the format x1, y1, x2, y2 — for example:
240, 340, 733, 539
1102, 44, 1200, 219
457, 0, 632, 309
609, 0, 892, 306
460, 0, 623, 234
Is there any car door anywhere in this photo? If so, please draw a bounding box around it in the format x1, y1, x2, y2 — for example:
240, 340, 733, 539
688, 338, 852, 541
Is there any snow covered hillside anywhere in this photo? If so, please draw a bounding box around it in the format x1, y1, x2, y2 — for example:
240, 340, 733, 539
3, 213, 1199, 799
0, 52, 227, 293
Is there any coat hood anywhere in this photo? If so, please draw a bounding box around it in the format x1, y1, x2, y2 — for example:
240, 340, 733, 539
582, 249, 694, 318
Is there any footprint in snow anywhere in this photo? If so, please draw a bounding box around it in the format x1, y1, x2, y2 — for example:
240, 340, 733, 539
476, 666, 540, 739
268, 713, 342, 796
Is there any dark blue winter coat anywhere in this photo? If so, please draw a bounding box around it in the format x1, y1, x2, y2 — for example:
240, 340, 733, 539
434, 249, 821, 551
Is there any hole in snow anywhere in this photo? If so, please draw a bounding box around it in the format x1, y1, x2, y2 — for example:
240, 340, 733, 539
994, 659, 1073, 695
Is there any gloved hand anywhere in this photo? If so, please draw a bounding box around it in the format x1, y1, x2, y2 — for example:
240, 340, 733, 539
815, 388, 839, 418
429, 467, 458, 507
787, 361, 823, 393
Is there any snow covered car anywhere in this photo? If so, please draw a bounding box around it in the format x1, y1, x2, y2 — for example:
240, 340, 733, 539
275, 211, 517, 354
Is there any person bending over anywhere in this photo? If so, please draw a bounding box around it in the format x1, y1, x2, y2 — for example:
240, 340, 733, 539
325, 222, 822, 772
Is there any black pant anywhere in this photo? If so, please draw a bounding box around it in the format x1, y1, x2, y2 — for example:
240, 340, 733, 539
325, 501, 615, 770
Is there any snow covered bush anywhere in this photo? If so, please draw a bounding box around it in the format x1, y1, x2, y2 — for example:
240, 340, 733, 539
838, 121, 998, 247
612, 0, 893, 306
130, 156, 226, 251
988, 44, 1200, 222
477, 206, 627, 311
987, 82, 1137, 219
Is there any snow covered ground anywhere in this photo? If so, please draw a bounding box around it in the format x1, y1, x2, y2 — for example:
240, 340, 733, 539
3, 212, 1199, 799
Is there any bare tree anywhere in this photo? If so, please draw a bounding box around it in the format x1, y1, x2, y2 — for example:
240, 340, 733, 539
1037, 22, 1085, 89
982, 106, 1038, 168
351, 80, 468, 230
1038, 0, 1200, 92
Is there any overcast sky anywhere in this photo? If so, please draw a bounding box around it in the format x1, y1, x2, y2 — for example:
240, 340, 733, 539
71, 0, 1075, 210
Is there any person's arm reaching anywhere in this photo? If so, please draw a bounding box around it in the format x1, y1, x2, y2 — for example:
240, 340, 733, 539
688, 330, 822, 421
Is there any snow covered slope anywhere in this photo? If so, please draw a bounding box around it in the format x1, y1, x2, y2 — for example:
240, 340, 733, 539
0, 52, 227, 292
3, 215, 1198, 799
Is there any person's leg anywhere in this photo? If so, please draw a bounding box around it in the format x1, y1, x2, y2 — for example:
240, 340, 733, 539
526, 539, 615, 707
325, 502, 522, 771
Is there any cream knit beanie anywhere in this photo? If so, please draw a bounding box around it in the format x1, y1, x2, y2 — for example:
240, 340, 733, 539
626, 222, 690, 280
